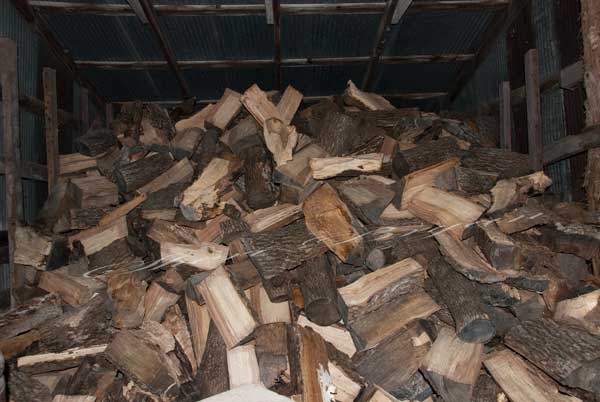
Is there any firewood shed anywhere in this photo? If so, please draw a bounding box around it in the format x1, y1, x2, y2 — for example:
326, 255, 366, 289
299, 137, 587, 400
1, 0, 600, 401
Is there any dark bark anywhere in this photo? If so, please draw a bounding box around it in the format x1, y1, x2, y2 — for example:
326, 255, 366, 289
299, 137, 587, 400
114, 153, 174, 193
461, 147, 532, 179
196, 321, 229, 398
75, 128, 118, 156
297, 254, 340, 326
240, 144, 278, 210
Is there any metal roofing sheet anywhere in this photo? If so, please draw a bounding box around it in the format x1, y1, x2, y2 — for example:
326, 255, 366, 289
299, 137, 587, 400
184, 67, 275, 100
282, 64, 365, 95
375, 62, 462, 93
82, 69, 181, 100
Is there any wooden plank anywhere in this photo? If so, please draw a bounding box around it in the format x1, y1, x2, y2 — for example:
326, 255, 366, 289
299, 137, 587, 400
500, 81, 512, 150
273, 0, 281, 90
525, 49, 543, 170
391, 0, 412, 24
543, 125, 600, 165
80, 87, 89, 134
264, 0, 274, 23
105, 103, 114, 126
0, 158, 47, 181
43, 68, 59, 191
0, 38, 24, 305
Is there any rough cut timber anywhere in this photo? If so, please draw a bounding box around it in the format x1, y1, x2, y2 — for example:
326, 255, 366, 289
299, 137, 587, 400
343, 80, 394, 111
537, 223, 600, 261
297, 254, 340, 326
69, 216, 128, 256
244, 203, 303, 233
160, 241, 229, 271
241, 84, 282, 127
14, 224, 54, 269
349, 291, 440, 351
297, 314, 356, 358
199, 384, 296, 402
473, 220, 521, 271
185, 294, 210, 370
17, 345, 107, 375
277, 85, 303, 125
494, 202, 551, 234
226, 344, 261, 389
263, 118, 298, 167
163, 304, 198, 374
74, 129, 117, 157
553, 289, 600, 335
144, 281, 180, 322
147, 219, 201, 245
455, 166, 498, 194
328, 361, 363, 402
180, 157, 232, 221
484, 349, 582, 402
206, 88, 242, 130
354, 322, 431, 395
253, 322, 290, 389
309, 153, 383, 180
0, 293, 61, 339
71, 175, 118, 208
400, 158, 459, 209
246, 283, 291, 324
197, 266, 258, 349
488, 171, 553, 213
338, 176, 395, 224
408, 186, 484, 239
420, 327, 484, 402
303, 183, 364, 264
171, 127, 202, 157
38, 271, 93, 307
59, 153, 97, 175
106, 270, 147, 329
275, 143, 328, 188
241, 145, 278, 210
337, 258, 425, 322
136, 157, 194, 195
175, 104, 214, 133
428, 257, 495, 343
242, 220, 327, 302
98, 192, 147, 226
504, 317, 600, 395
114, 152, 174, 193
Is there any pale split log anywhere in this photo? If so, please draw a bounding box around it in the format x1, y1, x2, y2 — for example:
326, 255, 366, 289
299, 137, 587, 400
160, 241, 229, 271
226, 344, 261, 389
141, 208, 177, 221
143, 281, 180, 322
399, 158, 459, 209
17, 345, 107, 375
71, 175, 118, 208
38, 271, 94, 307
297, 315, 356, 358
68, 216, 128, 255
420, 327, 484, 402
185, 293, 210, 369
264, 118, 298, 166
309, 153, 383, 179
243, 203, 303, 233
98, 192, 147, 226
13, 224, 54, 269
197, 266, 258, 349
199, 384, 296, 402
175, 103, 214, 133
275, 143, 328, 188
59, 153, 97, 175
162, 304, 197, 374
277, 85, 303, 125
343, 80, 395, 111
147, 219, 201, 245
136, 157, 194, 195
488, 171, 552, 213
328, 361, 362, 402
241, 84, 282, 127
246, 283, 291, 324
554, 289, 600, 336
206, 88, 243, 130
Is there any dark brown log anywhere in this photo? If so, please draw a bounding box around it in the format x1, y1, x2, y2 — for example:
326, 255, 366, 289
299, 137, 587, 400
7, 371, 53, 402
114, 152, 174, 193
401, 137, 466, 172
505, 317, 600, 395
473, 220, 521, 270
537, 224, 600, 261
471, 373, 503, 402
461, 147, 532, 179
493, 201, 552, 234
75, 128, 117, 156
337, 176, 395, 225
197, 321, 230, 399
427, 257, 495, 343
241, 144, 278, 210
242, 220, 327, 302
254, 323, 290, 390
455, 166, 498, 194
0, 293, 62, 339
297, 254, 340, 326
313, 111, 383, 156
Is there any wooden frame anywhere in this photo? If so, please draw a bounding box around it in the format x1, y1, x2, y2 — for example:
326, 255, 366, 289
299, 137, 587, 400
43, 67, 59, 191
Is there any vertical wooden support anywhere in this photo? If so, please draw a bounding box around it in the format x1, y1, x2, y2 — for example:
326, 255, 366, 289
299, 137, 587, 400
391, 0, 412, 24
105, 103, 114, 127
500, 81, 512, 150
581, 0, 600, 275
80, 86, 89, 134
272, 0, 281, 91
524, 49, 542, 170
0, 39, 24, 305
265, 0, 274, 24
43, 67, 59, 191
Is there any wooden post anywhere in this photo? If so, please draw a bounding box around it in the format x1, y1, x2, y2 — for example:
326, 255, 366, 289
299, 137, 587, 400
0, 39, 24, 306
105, 103, 114, 127
80, 87, 89, 134
43, 67, 59, 191
391, 0, 413, 24
525, 49, 542, 171
500, 81, 512, 150
581, 0, 600, 275
272, 0, 281, 91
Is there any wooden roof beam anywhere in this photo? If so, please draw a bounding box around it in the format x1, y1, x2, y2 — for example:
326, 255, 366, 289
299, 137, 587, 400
29, 0, 509, 16
10, 0, 105, 108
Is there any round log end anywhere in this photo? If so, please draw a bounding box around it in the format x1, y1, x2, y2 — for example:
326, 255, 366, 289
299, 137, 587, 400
366, 249, 386, 270
305, 299, 341, 326
458, 319, 496, 344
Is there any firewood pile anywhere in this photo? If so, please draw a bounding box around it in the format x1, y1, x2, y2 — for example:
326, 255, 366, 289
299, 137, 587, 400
2, 80, 600, 402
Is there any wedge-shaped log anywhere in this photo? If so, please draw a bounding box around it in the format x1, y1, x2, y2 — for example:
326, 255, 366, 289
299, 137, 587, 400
199, 384, 296, 402
38, 271, 93, 307
338, 176, 395, 224
106, 270, 147, 329
206, 88, 242, 130
241, 84, 281, 126
17, 345, 107, 375
338, 258, 425, 322
144, 281, 180, 322
428, 257, 495, 343
328, 360, 363, 402
180, 157, 232, 221
69, 216, 128, 256
494, 202, 551, 234
554, 289, 600, 335
408, 187, 484, 239
136, 157, 194, 195
0, 293, 61, 339
297, 314, 356, 358
75, 129, 117, 157
163, 304, 197, 374
505, 317, 600, 395
198, 266, 258, 349
303, 183, 364, 264
275, 143, 328, 188
240, 144, 278, 210
264, 118, 298, 167
246, 283, 291, 325
473, 220, 521, 270
349, 291, 439, 351
277, 85, 303, 125
227, 344, 261, 389
420, 327, 484, 402
147, 219, 200, 245
456, 166, 498, 194
171, 127, 202, 156
114, 152, 174, 193
98, 192, 146, 226
254, 323, 290, 389
310, 153, 383, 180
400, 158, 459, 208
244, 203, 303, 233
343, 80, 394, 111
59, 153, 97, 175
298, 254, 340, 326
484, 349, 582, 402
14, 225, 60, 270
354, 322, 431, 395
160, 242, 229, 271
185, 294, 210, 370
71, 175, 118, 208
175, 104, 214, 133
489, 171, 552, 213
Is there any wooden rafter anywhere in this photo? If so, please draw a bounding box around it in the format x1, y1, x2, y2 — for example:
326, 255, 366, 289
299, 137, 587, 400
10, 0, 105, 107
74, 53, 475, 70
29, 0, 509, 16
446, 0, 528, 102
273, 0, 282, 90
135, 0, 191, 98
362, 0, 400, 91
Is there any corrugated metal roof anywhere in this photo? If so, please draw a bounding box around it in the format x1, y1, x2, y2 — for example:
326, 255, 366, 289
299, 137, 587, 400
184, 67, 276, 99
376, 62, 462, 93
283, 64, 365, 95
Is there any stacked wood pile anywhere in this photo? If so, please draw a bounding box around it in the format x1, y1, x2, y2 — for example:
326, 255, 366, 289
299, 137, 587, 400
2, 80, 600, 402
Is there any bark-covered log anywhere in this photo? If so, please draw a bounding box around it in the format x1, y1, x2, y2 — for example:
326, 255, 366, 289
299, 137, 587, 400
297, 254, 340, 326
462, 147, 533, 179
75, 128, 118, 157
114, 152, 174, 193
240, 144, 278, 210
401, 137, 467, 172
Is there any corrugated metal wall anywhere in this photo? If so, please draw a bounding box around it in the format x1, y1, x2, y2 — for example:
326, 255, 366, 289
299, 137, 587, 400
0, 0, 48, 296
452, 0, 574, 201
